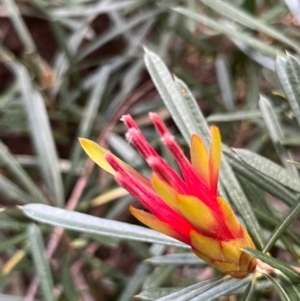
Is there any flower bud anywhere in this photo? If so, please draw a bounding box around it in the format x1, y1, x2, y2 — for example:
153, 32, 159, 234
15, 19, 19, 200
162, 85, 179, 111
79, 113, 256, 278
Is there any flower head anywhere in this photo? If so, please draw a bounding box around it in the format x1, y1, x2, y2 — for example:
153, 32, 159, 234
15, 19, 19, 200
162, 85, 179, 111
79, 113, 256, 278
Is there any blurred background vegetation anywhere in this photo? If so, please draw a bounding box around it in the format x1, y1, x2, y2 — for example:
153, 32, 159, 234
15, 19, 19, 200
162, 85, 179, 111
1, 0, 300, 300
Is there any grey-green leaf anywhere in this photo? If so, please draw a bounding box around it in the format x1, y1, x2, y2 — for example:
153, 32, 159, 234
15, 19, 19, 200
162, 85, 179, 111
135, 288, 180, 301
263, 274, 290, 301
173, 7, 280, 58
144, 49, 195, 143
221, 158, 265, 250
232, 148, 300, 192
174, 77, 210, 145
280, 54, 300, 128
18, 66, 64, 207
225, 150, 297, 206
207, 106, 284, 123
286, 284, 300, 300
0, 140, 47, 204
23, 204, 188, 248
199, 0, 300, 52
190, 277, 250, 301
146, 253, 204, 266
259, 95, 297, 175
155, 278, 225, 301
215, 56, 234, 111
0, 174, 33, 205
27, 224, 57, 301
264, 199, 300, 252
244, 248, 300, 281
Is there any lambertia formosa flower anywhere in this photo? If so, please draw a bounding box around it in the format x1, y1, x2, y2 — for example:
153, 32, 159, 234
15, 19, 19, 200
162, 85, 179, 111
79, 113, 257, 278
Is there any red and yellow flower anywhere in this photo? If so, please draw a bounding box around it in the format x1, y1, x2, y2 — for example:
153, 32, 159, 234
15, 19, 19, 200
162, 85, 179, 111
79, 113, 256, 278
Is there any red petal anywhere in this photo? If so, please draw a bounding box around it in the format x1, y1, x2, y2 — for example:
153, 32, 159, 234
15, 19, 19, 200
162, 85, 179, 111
151, 113, 217, 210
122, 115, 187, 193
146, 156, 188, 193
105, 153, 194, 241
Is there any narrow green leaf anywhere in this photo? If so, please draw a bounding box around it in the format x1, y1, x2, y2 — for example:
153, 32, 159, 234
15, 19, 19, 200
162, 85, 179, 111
135, 288, 180, 301
105, 59, 144, 119
286, 284, 300, 300
263, 274, 290, 301
244, 248, 300, 281
3, 0, 36, 53
146, 253, 204, 265
104, 195, 134, 220
155, 278, 225, 301
276, 55, 300, 127
0, 214, 27, 230
145, 50, 210, 145
230, 39, 275, 70
259, 95, 297, 175
174, 77, 210, 144
239, 281, 256, 301
191, 277, 249, 301
231, 147, 300, 192
264, 198, 300, 252
76, 66, 111, 139
23, 204, 188, 248
118, 244, 165, 301
173, 7, 281, 58
225, 150, 297, 206
199, 0, 300, 52
155, 11, 181, 57
66, 66, 111, 186
143, 265, 175, 290
215, 56, 234, 111
126, 240, 151, 259
61, 254, 78, 301
238, 176, 273, 216
118, 263, 150, 301
144, 49, 196, 143
208, 111, 258, 123
52, 26, 85, 97
207, 106, 284, 123
81, 252, 125, 281
0, 233, 26, 253
27, 224, 57, 301
52, 0, 139, 17
259, 4, 288, 23
18, 66, 64, 207
0, 174, 33, 205
221, 158, 265, 250
245, 61, 261, 108
0, 141, 47, 204
285, 54, 300, 122
79, 9, 160, 59
281, 235, 298, 259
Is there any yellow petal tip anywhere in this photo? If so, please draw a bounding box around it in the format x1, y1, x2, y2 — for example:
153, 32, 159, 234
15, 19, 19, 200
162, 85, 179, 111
78, 137, 115, 175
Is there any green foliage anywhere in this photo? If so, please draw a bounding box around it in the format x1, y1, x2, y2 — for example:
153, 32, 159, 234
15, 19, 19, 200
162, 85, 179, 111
1, 0, 300, 300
